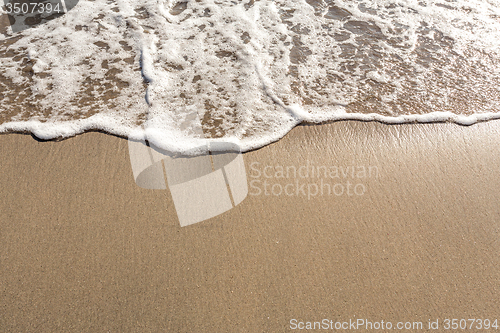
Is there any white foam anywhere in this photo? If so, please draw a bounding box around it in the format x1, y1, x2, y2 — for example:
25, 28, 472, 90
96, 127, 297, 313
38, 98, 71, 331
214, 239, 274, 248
1, 0, 499, 153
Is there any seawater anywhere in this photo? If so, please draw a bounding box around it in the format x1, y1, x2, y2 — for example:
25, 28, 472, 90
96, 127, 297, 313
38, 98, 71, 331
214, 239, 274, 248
1, 0, 500, 152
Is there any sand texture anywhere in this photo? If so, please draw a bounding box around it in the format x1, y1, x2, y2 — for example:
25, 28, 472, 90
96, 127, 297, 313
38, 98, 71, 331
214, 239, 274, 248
1, 120, 500, 332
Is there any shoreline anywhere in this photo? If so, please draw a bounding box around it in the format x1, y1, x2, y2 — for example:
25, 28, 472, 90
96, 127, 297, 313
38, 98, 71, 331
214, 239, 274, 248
2, 112, 500, 154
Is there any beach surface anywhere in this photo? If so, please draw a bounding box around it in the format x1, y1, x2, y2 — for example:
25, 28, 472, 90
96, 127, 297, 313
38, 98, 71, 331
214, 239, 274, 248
1, 120, 500, 332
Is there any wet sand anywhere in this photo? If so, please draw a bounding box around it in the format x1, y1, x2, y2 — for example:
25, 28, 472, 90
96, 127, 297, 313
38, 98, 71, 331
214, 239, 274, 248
1, 120, 499, 332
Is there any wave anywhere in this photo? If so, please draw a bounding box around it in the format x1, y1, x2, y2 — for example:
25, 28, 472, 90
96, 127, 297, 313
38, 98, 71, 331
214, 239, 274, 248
1, 0, 500, 152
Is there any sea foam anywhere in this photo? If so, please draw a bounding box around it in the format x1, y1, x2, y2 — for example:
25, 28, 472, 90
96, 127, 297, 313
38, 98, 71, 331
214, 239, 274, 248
1, 0, 500, 153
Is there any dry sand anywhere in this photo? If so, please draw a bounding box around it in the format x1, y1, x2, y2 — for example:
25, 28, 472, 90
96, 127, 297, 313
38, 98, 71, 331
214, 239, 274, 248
1, 120, 500, 332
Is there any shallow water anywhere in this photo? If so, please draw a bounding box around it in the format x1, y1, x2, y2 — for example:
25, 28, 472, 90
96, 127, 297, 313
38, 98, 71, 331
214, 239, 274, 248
1, 0, 500, 152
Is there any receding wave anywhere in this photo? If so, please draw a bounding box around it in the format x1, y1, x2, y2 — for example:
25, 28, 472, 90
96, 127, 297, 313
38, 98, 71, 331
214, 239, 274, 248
1, 0, 500, 152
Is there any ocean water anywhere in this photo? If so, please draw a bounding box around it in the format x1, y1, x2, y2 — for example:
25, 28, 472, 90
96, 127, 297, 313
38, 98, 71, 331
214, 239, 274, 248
1, 0, 500, 152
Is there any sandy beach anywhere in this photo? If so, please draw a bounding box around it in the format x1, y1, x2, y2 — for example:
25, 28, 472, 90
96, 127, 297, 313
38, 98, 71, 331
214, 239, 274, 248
1, 120, 499, 331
